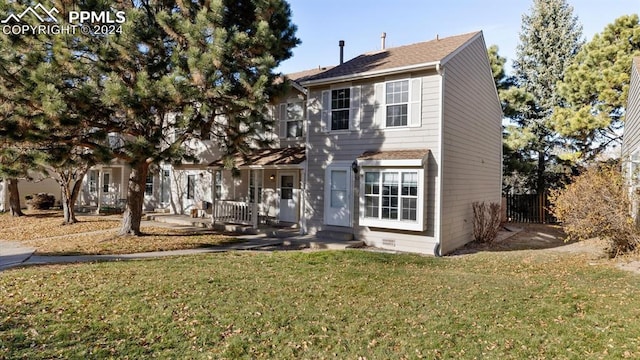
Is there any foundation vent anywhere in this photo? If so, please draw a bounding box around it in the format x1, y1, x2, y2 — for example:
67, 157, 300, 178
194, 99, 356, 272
382, 239, 396, 247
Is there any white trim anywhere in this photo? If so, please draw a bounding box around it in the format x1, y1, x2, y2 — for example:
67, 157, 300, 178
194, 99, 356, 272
435, 63, 445, 255
324, 164, 353, 227
375, 77, 422, 130
358, 168, 425, 232
357, 159, 425, 167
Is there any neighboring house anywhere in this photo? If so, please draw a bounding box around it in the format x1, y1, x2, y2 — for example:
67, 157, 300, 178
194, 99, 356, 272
299, 31, 502, 255
622, 57, 640, 218
0, 177, 60, 211
207, 67, 329, 226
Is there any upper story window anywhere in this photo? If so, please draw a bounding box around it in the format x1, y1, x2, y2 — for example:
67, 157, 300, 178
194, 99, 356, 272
280, 102, 304, 138
385, 80, 409, 127
331, 88, 350, 130
374, 77, 422, 129
320, 86, 362, 132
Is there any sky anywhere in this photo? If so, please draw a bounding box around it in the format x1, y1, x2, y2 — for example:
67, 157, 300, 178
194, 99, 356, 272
277, 0, 639, 75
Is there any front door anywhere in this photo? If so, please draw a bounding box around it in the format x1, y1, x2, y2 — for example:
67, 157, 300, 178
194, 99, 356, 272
278, 172, 298, 223
324, 167, 351, 227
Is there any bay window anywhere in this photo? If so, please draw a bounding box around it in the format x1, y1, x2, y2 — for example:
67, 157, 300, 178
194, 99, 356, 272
360, 168, 424, 231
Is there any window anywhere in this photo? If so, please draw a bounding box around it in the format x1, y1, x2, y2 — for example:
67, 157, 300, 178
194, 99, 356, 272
145, 174, 153, 196
214, 170, 222, 199
249, 170, 262, 203
102, 173, 110, 193
385, 80, 409, 127
285, 102, 303, 138
88, 171, 97, 193
161, 169, 170, 203
331, 88, 350, 130
374, 78, 421, 128
186, 174, 195, 200
360, 169, 424, 231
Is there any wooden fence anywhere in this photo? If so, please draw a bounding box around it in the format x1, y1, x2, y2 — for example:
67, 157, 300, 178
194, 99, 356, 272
504, 193, 556, 224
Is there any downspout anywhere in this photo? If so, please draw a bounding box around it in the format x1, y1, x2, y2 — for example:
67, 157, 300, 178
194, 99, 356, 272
434, 62, 445, 257
301, 97, 310, 235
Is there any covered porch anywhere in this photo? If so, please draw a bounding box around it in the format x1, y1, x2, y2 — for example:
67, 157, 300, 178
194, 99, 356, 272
209, 147, 306, 230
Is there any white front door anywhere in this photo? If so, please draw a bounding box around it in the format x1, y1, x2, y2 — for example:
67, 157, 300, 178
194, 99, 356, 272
324, 167, 351, 227
278, 172, 298, 223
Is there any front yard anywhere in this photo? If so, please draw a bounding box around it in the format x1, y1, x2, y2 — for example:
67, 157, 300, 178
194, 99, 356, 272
2, 212, 640, 358
1, 250, 640, 359
0, 210, 238, 255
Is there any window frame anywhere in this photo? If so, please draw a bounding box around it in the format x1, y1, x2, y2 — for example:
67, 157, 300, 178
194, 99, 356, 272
278, 99, 307, 140
359, 168, 425, 231
145, 173, 153, 196
186, 174, 195, 200
384, 80, 410, 127
330, 88, 351, 131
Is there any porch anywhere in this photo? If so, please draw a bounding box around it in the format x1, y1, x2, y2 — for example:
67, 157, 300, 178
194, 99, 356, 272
208, 147, 307, 230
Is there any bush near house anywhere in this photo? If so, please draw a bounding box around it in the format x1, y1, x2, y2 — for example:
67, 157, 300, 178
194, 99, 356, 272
25, 193, 55, 210
550, 163, 640, 257
472, 201, 502, 243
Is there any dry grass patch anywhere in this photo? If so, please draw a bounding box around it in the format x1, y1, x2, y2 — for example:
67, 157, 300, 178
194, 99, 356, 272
0, 210, 120, 241
1, 210, 238, 255
22, 225, 238, 256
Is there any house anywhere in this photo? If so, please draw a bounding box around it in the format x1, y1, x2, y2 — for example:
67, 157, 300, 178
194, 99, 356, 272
622, 57, 640, 218
299, 31, 502, 255
4, 31, 502, 256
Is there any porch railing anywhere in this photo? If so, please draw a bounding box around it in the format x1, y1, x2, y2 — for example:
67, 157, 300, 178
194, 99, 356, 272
214, 200, 256, 226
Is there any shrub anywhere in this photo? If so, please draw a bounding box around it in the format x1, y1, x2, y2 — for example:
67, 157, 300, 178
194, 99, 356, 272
549, 164, 639, 257
26, 193, 55, 210
472, 201, 502, 243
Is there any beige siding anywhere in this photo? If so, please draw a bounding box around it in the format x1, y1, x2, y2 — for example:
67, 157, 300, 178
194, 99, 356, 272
440, 34, 503, 254
305, 70, 442, 253
622, 60, 640, 177
16, 178, 61, 207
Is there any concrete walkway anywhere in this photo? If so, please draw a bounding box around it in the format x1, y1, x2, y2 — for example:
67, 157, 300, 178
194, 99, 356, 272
0, 222, 363, 271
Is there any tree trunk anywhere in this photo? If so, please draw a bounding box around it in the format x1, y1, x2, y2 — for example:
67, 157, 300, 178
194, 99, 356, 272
536, 150, 546, 195
60, 174, 86, 224
119, 162, 148, 236
8, 178, 24, 217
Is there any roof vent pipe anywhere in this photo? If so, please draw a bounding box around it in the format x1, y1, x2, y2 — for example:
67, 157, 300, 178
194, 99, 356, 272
339, 40, 345, 65
381, 32, 386, 50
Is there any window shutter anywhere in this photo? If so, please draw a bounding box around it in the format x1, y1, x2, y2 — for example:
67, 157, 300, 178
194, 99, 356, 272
374, 82, 385, 128
409, 78, 422, 128
349, 86, 361, 131
279, 103, 287, 138
321, 90, 330, 132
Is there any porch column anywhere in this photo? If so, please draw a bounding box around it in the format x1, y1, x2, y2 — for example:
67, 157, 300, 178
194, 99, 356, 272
120, 166, 126, 202
252, 169, 259, 228
210, 169, 216, 226
96, 169, 103, 214
299, 169, 306, 235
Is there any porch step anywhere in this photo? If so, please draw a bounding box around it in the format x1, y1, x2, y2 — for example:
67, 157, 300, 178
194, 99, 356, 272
145, 214, 211, 228
308, 239, 365, 250
316, 230, 354, 242
212, 223, 259, 235
264, 228, 300, 238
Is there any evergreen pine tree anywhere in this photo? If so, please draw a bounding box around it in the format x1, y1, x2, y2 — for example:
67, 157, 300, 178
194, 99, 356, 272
510, 0, 583, 193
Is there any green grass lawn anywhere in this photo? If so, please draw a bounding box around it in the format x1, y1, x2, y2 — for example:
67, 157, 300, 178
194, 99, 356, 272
1, 250, 639, 359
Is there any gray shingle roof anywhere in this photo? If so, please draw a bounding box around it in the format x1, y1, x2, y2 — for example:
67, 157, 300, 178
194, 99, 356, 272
303, 32, 480, 83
